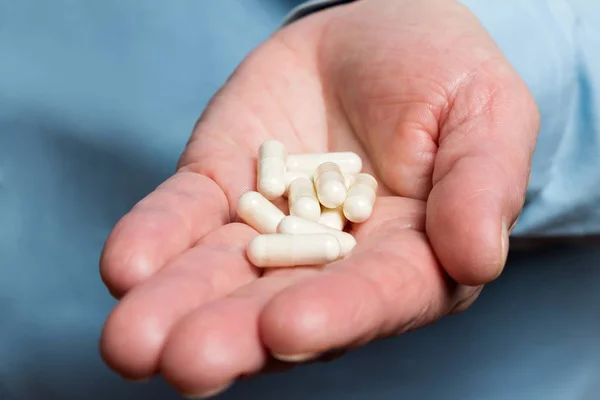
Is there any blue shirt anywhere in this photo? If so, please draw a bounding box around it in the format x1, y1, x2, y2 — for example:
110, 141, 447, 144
0, 1, 599, 399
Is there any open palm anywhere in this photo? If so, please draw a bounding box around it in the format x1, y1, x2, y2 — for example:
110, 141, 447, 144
100, 0, 539, 397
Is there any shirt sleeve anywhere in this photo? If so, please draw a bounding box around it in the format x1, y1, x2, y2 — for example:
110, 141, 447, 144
285, 0, 600, 238
283, 0, 357, 25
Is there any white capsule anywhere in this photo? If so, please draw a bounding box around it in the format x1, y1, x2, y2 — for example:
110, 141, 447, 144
343, 173, 378, 223
314, 162, 347, 208
277, 216, 357, 256
247, 233, 342, 268
283, 171, 309, 197
285, 171, 354, 196
287, 177, 321, 222
286, 152, 362, 175
344, 173, 356, 190
237, 191, 285, 234
257, 139, 287, 200
319, 205, 347, 231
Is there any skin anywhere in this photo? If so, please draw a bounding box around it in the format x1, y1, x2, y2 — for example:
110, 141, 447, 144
99, 0, 540, 397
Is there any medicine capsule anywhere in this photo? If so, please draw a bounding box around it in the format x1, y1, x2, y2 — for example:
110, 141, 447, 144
287, 177, 320, 222
319, 205, 347, 231
344, 173, 356, 190
277, 216, 357, 256
285, 171, 354, 195
284, 171, 309, 197
343, 173, 378, 223
286, 152, 362, 175
314, 162, 347, 208
247, 233, 342, 268
237, 191, 285, 234
257, 139, 287, 200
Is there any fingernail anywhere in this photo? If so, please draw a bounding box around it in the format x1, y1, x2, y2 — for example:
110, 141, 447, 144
272, 352, 321, 363
184, 383, 232, 399
509, 215, 520, 234
501, 217, 510, 266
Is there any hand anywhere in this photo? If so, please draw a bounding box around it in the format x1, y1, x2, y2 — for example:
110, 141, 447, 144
100, 0, 539, 397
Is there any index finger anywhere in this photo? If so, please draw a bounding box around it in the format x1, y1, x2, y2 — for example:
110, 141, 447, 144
100, 171, 230, 297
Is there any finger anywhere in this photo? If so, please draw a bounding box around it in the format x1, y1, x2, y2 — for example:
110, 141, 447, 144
427, 66, 540, 285
160, 268, 320, 398
100, 223, 259, 380
259, 197, 472, 360
100, 171, 230, 297
448, 285, 484, 315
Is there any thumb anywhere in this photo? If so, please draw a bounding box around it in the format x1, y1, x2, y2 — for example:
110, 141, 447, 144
426, 70, 540, 286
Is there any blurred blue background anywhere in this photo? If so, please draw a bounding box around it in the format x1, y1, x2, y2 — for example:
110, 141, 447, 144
1, 0, 599, 399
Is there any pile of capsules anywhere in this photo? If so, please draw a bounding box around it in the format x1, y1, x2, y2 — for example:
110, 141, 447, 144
237, 139, 378, 268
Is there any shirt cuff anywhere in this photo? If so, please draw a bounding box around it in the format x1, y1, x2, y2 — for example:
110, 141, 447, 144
283, 0, 357, 25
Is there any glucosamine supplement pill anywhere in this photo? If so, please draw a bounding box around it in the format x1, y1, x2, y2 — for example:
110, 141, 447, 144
247, 233, 342, 267
344, 173, 356, 189
286, 152, 362, 175
287, 177, 321, 222
284, 171, 308, 196
343, 173, 378, 223
285, 171, 355, 195
257, 139, 287, 200
314, 162, 347, 208
237, 191, 285, 234
319, 205, 347, 231
277, 216, 357, 256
